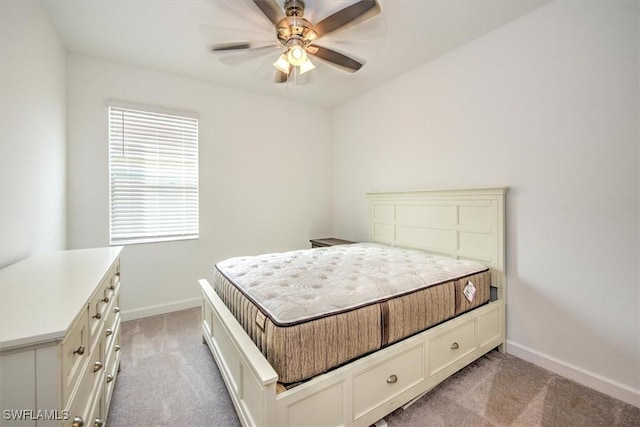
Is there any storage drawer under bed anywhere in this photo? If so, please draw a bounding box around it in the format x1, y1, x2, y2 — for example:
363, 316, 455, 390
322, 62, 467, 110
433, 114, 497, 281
429, 319, 477, 376
353, 343, 425, 419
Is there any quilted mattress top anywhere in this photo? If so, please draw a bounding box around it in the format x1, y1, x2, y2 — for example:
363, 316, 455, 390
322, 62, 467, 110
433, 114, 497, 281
215, 243, 488, 326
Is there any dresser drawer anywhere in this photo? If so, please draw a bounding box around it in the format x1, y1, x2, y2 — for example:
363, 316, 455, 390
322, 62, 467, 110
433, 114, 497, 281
90, 335, 106, 390
61, 307, 89, 403
104, 293, 120, 352
429, 320, 477, 376
65, 334, 103, 427
104, 315, 120, 367
88, 264, 119, 346
86, 386, 105, 427
104, 325, 121, 416
103, 270, 120, 309
66, 368, 104, 427
353, 344, 425, 419
66, 365, 93, 427
89, 288, 108, 346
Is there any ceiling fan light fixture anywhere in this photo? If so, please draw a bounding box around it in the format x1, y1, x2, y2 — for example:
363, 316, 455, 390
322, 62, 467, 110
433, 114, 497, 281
273, 54, 290, 74
299, 57, 315, 74
287, 44, 307, 66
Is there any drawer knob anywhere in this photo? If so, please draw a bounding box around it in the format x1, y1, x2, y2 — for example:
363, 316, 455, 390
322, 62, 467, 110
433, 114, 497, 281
114, 307, 120, 314
94, 418, 104, 427
108, 285, 115, 291
386, 374, 398, 384
106, 373, 114, 383
73, 346, 85, 356
102, 296, 110, 303
114, 344, 121, 352
72, 416, 84, 427
451, 342, 459, 350
106, 328, 113, 337
93, 361, 103, 372
92, 312, 102, 320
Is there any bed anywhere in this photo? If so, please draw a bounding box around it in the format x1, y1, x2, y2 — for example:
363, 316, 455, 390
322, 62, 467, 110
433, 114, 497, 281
214, 243, 492, 385
200, 187, 507, 426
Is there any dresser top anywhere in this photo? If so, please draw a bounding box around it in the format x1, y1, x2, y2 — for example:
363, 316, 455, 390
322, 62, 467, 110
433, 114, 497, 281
0, 246, 122, 351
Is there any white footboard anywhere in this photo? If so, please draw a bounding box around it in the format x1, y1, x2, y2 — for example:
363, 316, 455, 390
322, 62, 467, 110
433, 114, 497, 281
200, 279, 278, 426
200, 279, 505, 427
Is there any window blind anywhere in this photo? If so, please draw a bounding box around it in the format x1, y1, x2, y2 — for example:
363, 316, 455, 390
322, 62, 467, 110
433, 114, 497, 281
108, 106, 199, 245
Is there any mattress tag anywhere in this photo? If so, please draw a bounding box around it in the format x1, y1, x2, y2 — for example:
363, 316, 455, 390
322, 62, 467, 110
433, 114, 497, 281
255, 311, 266, 331
463, 280, 476, 303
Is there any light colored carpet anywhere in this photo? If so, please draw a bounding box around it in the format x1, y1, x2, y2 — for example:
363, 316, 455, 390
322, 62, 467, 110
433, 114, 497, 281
107, 307, 241, 427
107, 308, 640, 426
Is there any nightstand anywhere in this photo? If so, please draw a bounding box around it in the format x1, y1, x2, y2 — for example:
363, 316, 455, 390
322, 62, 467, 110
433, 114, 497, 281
310, 238, 357, 248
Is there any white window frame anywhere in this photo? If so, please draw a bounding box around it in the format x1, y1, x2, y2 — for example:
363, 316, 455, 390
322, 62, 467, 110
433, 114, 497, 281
107, 100, 199, 245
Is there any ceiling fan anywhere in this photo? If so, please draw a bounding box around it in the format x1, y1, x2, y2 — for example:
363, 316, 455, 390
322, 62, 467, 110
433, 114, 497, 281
210, 0, 381, 83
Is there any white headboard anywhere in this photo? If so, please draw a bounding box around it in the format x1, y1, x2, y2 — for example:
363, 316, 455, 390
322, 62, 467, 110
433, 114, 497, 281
368, 187, 507, 291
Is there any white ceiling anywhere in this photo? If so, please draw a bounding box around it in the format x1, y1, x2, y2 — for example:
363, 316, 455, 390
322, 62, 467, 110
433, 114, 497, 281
41, 0, 549, 108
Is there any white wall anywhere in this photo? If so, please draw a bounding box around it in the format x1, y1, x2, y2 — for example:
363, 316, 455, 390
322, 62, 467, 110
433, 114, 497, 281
332, 1, 639, 405
66, 55, 333, 318
0, 1, 67, 268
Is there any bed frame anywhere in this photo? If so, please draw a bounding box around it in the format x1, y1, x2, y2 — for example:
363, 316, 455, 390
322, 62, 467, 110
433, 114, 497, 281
200, 187, 507, 426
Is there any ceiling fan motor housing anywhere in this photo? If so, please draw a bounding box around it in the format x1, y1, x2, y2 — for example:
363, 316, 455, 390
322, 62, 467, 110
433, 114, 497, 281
276, 17, 317, 45
277, 0, 317, 47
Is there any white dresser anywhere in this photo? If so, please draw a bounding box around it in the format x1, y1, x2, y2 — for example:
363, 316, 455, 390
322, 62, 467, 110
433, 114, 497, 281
0, 247, 123, 427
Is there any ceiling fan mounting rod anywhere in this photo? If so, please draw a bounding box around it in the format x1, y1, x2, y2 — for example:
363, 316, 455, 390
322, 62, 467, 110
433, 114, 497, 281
283, 0, 305, 17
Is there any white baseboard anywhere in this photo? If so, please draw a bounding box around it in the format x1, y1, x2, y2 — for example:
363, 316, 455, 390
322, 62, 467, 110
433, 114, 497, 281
506, 340, 640, 408
121, 297, 201, 322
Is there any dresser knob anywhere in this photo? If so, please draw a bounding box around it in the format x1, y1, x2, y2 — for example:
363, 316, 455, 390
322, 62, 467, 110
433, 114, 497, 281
72, 416, 84, 427
114, 344, 121, 352
102, 296, 109, 303
386, 374, 398, 384
105, 328, 113, 337
114, 307, 120, 314
108, 285, 115, 291
92, 312, 101, 320
451, 342, 459, 350
94, 418, 104, 427
106, 374, 114, 383
93, 361, 103, 372
73, 346, 85, 356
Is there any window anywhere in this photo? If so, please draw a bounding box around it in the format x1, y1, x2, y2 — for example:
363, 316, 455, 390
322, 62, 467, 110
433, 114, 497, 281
108, 103, 199, 245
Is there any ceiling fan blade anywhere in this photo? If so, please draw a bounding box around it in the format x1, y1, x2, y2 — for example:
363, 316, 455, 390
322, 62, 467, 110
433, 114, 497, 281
314, 0, 381, 38
199, 23, 273, 41
210, 42, 252, 52
307, 45, 363, 73
253, 0, 284, 26
217, 45, 281, 66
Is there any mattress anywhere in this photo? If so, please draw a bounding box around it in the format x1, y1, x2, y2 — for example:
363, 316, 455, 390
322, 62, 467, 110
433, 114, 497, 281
214, 243, 490, 384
